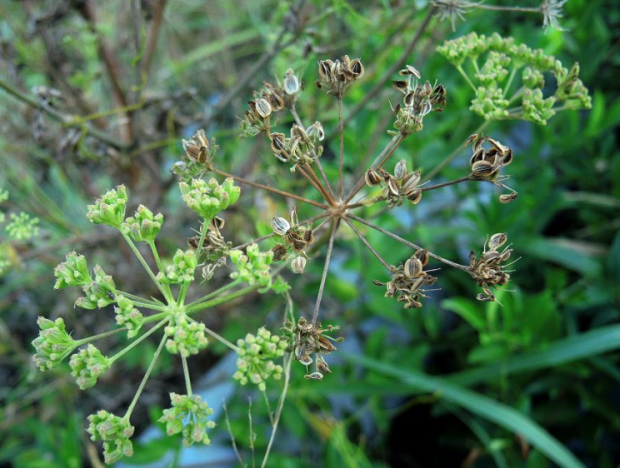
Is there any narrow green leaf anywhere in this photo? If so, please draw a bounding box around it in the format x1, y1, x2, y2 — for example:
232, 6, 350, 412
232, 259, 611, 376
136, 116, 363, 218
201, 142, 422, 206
348, 353, 584, 468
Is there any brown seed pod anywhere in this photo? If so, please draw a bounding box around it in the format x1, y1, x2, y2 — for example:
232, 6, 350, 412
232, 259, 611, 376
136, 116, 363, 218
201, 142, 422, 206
303, 229, 315, 244
404, 257, 423, 278
291, 256, 306, 274
470, 148, 486, 167
471, 160, 495, 178
401, 170, 421, 193
394, 160, 408, 180
255, 98, 272, 118
501, 149, 514, 166
365, 168, 382, 186
406, 189, 422, 204
499, 192, 518, 204
399, 65, 421, 78
387, 176, 400, 196
392, 80, 409, 92
272, 216, 291, 236
272, 244, 288, 261
414, 249, 430, 267
270, 132, 287, 154
489, 233, 508, 251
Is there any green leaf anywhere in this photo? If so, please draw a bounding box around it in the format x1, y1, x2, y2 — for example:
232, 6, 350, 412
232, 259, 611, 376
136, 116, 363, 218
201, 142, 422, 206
521, 237, 602, 277
347, 353, 584, 468
442, 297, 487, 331
450, 324, 620, 386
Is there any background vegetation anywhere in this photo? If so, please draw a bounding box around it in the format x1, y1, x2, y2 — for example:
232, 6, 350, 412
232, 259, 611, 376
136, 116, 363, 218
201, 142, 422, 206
1, 0, 619, 467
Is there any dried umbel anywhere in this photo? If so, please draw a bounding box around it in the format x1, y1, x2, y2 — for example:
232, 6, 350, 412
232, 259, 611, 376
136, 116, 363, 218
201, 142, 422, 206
467, 134, 517, 202
365, 159, 424, 209
315, 55, 364, 98
374, 249, 437, 309
281, 317, 343, 380
468, 233, 514, 302
269, 121, 325, 170
390, 65, 446, 136
271, 207, 315, 273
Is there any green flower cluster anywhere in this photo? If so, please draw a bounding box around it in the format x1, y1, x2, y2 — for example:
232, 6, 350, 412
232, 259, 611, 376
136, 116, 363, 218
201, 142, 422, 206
114, 295, 144, 338
86, 185, 128, 228
87, 410, 135, 465
69, 344, 111, 390
121, 205, 163, 243
179, 177, 240, 220
164, 315, 209, 356
54, 251, 92, 289
229, 244, 274, 291
437, 32, 591, 124
5, 211, 40, 240
233, 327, 286, 391
32, 317, 77, 371
76, 265, 117, 309
159, 393, 215, 446
157, 249, 198, 285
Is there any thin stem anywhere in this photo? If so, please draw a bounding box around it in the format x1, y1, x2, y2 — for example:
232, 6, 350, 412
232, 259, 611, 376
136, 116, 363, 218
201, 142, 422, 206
187, 285, 258, 314
121, 232, 172, 303
348, 214, 470, 272
290, 104, 335, 200
110, 318, 168, 363
344, 133, 404, 204
148, 240, 174, 300
177, 283, 189, 306
503, 66, 518, 99
223, 402, 245, 468
75, 327, 127, 347
423, 121, 490, 182
343, 217, 391, 270
475, 4, 540, 13
203, 327, 239, 352
181, 354, 193, 396
305, 164, 335, 205
186, 280, 241, 309
456, 64, 477, 93
338, 97, 345, 200
297, 165, 333, 204
262, 388, 275, 426
124, 331, 168, 419
261, 352, 293, 468
141, 0, 168, 81
116, 290, 163, 307
211, 168, 328, 209
421, 175, 472, 192
311, 220, 338, 325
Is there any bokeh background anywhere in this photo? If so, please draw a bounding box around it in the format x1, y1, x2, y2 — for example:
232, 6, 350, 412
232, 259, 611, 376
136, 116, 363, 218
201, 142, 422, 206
1, 0, 619, 467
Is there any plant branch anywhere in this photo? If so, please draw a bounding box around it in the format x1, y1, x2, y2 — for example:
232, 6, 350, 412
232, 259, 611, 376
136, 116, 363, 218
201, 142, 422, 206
181, 354, 193, 396
311, 219, 338, 325
338, 97, 345, 200
343, 217, 391, 270
211, 168, 328, 209
421, 175, 472, 192
348, 214, 469, 272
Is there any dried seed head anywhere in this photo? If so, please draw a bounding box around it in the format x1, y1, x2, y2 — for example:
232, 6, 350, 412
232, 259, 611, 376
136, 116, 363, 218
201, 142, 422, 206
306, 121, 325, 141
469, 148, 486, 167
290, 207, 299, 226
387, 175, 400, 196
291, 237, 307, 252
291, 256, 306, 274
394, 160, 408, 180
365, 168, 382, 186
349, 58, 364, 79
272, 216, 291, 236
499, 192, 518, 204
501, 149, 514, 166
283, 68, 301, 95
272, 244, 288, 261
489, 233, 508, 251
304, 371, 324, 380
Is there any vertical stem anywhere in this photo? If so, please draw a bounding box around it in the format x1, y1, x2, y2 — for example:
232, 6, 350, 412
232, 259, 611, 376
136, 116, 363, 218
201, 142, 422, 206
261, 352, 293, 468
311, 220, 338, 325
147, 240, 172, 299
124, 331, 168, 419
181, 354, 193, 396
110, 318, 168, 363
337, 97, 345, 200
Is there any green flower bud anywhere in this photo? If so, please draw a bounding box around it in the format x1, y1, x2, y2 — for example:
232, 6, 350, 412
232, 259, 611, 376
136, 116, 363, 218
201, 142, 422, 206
180, 178, 241, 220
157, 249, 197, 285
32, 317, 77, 371
87, 186, 128, 228
114, 295, 144, 338
54, 251, 92, 289
80, 265, 116, 309
87, 410, 134, 464
165, 315, 208, 357
233, 327, 287, 390
121, 205, 163, 243
5, 212, 39, 240
159, 393, 215, 446
70, 344, 111, 390
229, 244, 276, 292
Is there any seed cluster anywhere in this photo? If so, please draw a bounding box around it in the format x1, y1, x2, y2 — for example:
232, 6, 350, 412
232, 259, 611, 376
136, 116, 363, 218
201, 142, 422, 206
271, 207, 315, 274
315, 55, 365, 98
468, 233, 514, 302
365, 159, 424, 209
374, 249, 438, 309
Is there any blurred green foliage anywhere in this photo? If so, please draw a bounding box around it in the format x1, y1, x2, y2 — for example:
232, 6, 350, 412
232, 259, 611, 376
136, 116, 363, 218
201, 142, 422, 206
1, 0, 619, 467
